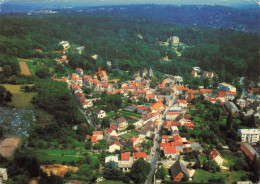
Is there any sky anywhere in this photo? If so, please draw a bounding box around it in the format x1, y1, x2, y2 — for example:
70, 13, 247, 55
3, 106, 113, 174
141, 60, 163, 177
3, 0, 258, 6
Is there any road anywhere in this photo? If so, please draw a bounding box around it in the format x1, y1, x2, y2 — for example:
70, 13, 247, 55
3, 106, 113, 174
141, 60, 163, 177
146, 99, 174, 184
240, 77, 246, 99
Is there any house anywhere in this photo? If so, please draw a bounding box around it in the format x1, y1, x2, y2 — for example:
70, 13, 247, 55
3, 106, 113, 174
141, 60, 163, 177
240, 143, 260, 161
191, 71, 198, 78
133, 152, 147, 161
166, 112, 181, 121
59, 40, 70, 49
105, 156, 119, 164
118, 153, 134, 172
170, 160, 190, 181
93, 108, 106, 118
92, 131, 103, 140
209, 149, 224, 166
192, 67, 201, 72
140, 121, 156, 138
170, 126, 179, 136
128, 136, 140, 149
237, 99, 246, 108
81, 100, 93, 109
224, 101, 239, 114
202, 71, 215, 79
190, 142, 203, 153
237, 129, 260, 142
0, 168, 8, 181
71, 73, 83, 86
168, 36, 180, 45
114, 117, 128, 132
108, 141, 120, 153
75, 68, 83, 77
76, 46, 85, 54
218, 83, 236, 92
95, 67, 108, 81
104, 128, 117, 139
150, 101, 164, 113
164, 146, 179, 159
91, 136, 98, 145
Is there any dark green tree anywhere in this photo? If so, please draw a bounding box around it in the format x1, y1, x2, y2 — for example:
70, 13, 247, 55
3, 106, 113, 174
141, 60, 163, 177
130, 158, 151, 184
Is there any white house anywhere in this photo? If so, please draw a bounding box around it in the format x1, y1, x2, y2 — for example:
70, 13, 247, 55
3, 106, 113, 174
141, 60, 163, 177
105, 156, 119, 164
59, 40, 70, 49
209, 149, 224, 166
0, 168, 8, 181
93, 108, 106, 118
92, 131, 103, 140
81, 100, 93, 109
164, 146, 179, 159
104, 128, 118, 139
109, 141, 121, 153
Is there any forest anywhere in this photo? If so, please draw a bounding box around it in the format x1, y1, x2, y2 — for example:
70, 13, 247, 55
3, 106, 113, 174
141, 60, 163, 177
0, 13, 259, 84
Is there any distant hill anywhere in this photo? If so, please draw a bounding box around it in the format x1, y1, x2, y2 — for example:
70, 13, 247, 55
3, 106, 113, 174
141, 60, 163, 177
1, 4, 259, 33
80, 4, 260, 33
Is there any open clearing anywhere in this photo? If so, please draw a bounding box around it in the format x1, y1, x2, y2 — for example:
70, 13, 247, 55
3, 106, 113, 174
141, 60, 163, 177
19, 61, 31, 75
2, 84, 36, 109
0, 137, 21, 158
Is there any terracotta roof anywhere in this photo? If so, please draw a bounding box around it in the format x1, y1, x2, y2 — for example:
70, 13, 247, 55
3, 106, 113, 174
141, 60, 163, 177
91, 136, 97, 143
209, 149, 223, 160
115, 117, 127, 124
93, 131, 103, 135
105, 128, 113, 134
184, 123, 194, 127
121, 153, 130, 161
171, 141, 183, 146
164, 146, 177, 154
174, 135, 182, 142
167, 112, 181, 115
134, 152, 147, 158
177, 87, 189, 91
130, 136, 138, 143
110, 124, 118, 130
160, 143, 171, 148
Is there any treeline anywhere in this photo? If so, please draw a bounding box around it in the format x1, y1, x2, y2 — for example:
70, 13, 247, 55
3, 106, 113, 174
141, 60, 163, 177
32, 79, 85, 126
0, 13, 259, 82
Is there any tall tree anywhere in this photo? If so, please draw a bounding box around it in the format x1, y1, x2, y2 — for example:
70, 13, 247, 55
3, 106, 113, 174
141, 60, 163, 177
130, 158, 151, 184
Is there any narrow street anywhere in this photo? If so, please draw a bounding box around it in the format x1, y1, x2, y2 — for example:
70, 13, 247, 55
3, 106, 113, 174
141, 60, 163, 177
146, 99, 174, 184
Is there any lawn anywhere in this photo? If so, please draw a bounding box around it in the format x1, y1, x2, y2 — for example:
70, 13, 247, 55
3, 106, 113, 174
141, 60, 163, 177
26, 61, 37, 75
129, 130, 139, 136
120, 110, 141, 119
2, 84, 37, 109
220, 150, 242, 167
193, 169, 247, 183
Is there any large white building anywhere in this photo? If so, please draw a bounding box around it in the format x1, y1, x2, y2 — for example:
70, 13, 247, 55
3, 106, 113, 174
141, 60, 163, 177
218, 82, 236, 92
237, 129, 260, 142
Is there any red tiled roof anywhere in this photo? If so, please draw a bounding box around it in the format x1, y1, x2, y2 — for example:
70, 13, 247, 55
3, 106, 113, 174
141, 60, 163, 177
209, 149, 222, 160
134, 152, 147, 158
105, 128, 113, 134
121, 153, 130, 161
174, 135, 182, 142
171, 141, 183, 146
184, 123, 194, 127
160, 143, 171, 148
93, 131, 103, 135
164, 146, 177, 154
111, 141, 120, 146
91, 136, 97, 143
167, 112, 181, 115
110, 124, 118, 130
130, 136, 138, 143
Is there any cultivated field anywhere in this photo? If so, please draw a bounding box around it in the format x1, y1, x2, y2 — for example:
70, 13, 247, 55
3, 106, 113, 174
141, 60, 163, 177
19, 61, 31, 75
2, 84, 36, 109
0, 137, 21, 158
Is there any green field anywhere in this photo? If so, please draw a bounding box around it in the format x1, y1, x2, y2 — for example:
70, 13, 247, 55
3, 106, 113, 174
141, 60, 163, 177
193, 169, 247, 183
220, 150, 243, 167
99, 180, 125, 184
120, 110, 141, 119
2, 84, 37, 109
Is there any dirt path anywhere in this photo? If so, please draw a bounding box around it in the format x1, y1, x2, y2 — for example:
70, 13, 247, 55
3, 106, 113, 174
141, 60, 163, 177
19, 61, 31, 75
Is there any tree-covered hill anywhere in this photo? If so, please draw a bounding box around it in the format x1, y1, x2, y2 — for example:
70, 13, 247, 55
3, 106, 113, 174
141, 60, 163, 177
0, 13, 259, 82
